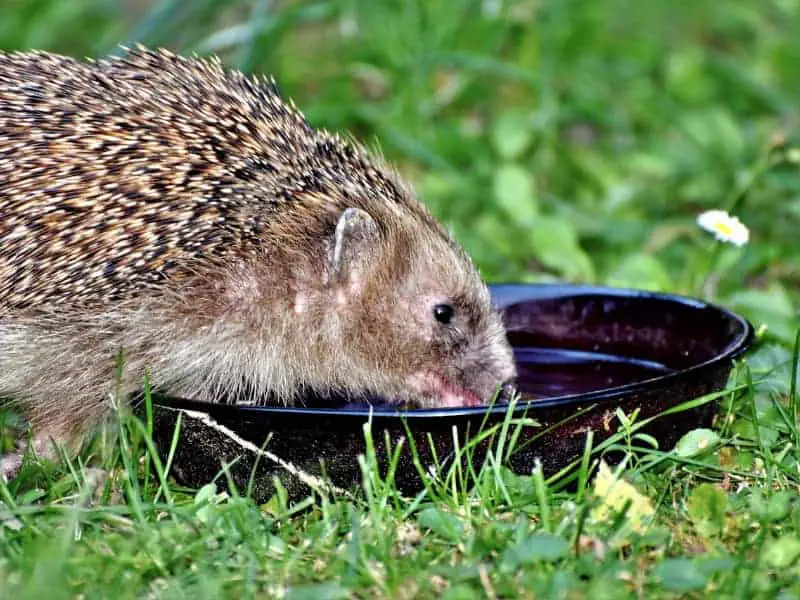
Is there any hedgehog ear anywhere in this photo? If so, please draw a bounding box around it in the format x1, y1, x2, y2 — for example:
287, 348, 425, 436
328, 207, 380, 285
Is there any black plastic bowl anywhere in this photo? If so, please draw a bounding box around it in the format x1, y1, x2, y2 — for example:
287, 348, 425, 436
149, 284, 753, 501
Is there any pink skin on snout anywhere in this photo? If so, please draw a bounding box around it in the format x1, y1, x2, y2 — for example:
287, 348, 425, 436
407, 372, 483, 408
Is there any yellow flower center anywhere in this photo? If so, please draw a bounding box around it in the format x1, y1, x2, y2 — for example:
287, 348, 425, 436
714, 222, 733, 236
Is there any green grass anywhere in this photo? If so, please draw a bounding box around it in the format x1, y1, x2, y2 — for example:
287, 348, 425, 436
3, 0, 800, 597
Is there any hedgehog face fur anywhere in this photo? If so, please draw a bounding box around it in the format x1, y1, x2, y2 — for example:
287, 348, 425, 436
265, 202, 516, 408
0, 47, 516, 466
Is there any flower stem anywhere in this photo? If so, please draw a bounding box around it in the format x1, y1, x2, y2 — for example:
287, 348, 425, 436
699, 240, 724, 301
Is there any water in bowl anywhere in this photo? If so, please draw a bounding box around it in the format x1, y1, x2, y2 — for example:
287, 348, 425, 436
305, 346, 674, 409
514, 347, 673, 400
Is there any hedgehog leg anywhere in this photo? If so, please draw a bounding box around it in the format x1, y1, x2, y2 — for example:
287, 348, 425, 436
0, 431, 54, 482
0, 318, 127, 479
0, 417, 92, 481
0, 387, 115, 482
1, 437, 110, 492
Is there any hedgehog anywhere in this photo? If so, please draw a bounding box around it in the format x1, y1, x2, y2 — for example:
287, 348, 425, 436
0, 47, 517, 480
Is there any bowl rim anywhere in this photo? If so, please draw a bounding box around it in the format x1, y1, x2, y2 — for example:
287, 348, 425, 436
152, 283, 754, 420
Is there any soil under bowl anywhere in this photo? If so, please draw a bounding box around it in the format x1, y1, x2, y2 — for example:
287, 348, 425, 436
148, 284, 753, 501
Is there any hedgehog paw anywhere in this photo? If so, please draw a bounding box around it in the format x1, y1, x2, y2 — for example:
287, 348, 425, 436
0, 452, 23, 483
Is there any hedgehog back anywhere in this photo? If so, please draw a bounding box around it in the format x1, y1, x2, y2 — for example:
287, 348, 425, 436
0, 49, 407, 310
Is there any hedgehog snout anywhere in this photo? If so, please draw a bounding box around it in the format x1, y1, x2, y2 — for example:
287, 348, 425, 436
468, 317, 518, 402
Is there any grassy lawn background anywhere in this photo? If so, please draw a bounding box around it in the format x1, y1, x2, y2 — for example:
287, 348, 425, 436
2, 0, 800, 597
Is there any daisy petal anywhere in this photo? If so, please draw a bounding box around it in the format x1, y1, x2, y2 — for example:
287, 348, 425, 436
696, 210, 749, 246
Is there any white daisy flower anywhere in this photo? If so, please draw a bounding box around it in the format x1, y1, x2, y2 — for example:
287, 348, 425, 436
696, 209, 750, 247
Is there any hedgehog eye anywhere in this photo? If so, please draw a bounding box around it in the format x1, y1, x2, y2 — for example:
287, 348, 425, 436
433, 303, 455, 325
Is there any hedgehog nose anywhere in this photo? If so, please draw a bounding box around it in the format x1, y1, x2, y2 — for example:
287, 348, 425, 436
498, 379, 518, 402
